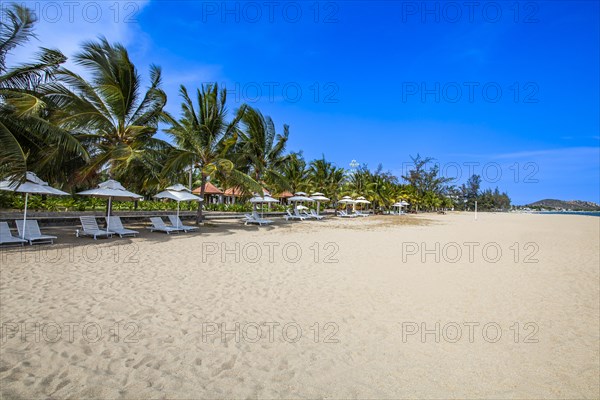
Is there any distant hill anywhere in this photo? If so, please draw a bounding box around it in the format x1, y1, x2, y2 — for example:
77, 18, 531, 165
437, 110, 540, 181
527, 199, 600, 211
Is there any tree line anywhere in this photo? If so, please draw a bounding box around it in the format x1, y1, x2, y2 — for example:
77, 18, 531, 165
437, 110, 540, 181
0, 4, 511, 220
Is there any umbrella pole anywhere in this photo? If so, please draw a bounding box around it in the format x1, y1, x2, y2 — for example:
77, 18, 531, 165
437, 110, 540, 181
22, 193, 29, 239
317, 202, 320, 216
106, 197, 112, 234
177, 201, 180, 228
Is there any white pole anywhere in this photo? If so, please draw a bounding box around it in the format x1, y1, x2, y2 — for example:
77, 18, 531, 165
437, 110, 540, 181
22, 193, 28, 239
176, 201, 180, 228
107, 196, 112, 233
475, 201, 478, 220
317, 201, 320, 216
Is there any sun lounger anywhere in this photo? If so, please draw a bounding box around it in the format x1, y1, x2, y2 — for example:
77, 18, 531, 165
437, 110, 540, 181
301, 210, 314, 219
253, 211, 273, 225
354, 210, 370, 217
106, 216, 139, 237
79, 216, 114, 239
301, 210, 323, 220
285, 210, 306, 221
15, 219, 57, 245
243, 214, 260, 225
0, 222, 27, 246
310, 210, 325, 220
148, 217, 183, 234
338, 210, 357, 218
167, 215, 199, 232
243, 213, 273, 226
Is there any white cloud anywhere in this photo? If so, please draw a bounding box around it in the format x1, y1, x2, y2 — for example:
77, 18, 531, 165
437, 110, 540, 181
490, 147, 599, 160
4, 0, 151, 72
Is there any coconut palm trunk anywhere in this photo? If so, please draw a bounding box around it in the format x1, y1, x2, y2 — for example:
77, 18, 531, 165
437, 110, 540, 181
196, 175, 207, 224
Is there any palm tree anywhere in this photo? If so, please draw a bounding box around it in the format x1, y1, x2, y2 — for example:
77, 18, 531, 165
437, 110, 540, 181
308, 156, 332, 190
163, 83, 261, 223
46, 37, 170, 192
327, 167, 346, 215
0, 4, 86, 182
345, 166, 376, 199
237, 106, 289, 188
280, 152, 309, 193
308, 157, 346, 214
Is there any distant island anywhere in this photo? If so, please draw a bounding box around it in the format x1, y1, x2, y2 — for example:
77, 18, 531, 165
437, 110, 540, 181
524, 199, 600, 211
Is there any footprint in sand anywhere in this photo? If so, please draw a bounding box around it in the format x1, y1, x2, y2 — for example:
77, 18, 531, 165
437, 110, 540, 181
211, 355, 237, 377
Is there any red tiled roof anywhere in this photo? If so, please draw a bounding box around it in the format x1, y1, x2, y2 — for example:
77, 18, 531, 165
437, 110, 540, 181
192, 182, 223, 195
275, 191, 294, 198
224, 186, 244, 196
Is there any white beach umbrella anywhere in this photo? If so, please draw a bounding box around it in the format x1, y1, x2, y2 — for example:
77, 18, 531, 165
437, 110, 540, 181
249, 195, 264, 204
262, 195, 279, 203
338, 196, 356, 205
287, 193, 314, 213
392, 200, 410, 214
249, 194, 264, 215
77, 180, 143, 234
355, 196, 371, 212
249, 194, 279, 217
310, 192, 330, 216
154, 184, 202, 228
338, 196, 356, 213
0, 172, 69, 239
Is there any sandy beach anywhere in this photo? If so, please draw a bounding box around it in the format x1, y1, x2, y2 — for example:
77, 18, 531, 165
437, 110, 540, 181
0, 212, 598, 399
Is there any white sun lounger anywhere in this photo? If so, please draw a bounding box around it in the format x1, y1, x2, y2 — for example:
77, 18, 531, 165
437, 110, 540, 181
0, 222, 27, 246
354, 211, 370, 217
252, 211, 273, 225
243, 213, 273, 226
285, 210, 306, 221
167, 215, 199, 232
305, 210, 325, 220
243, 214, 259, 225
338, 210, 357, 218
106, 216, 139, 238
148, 217, 183, 234
15, 220, 57, 245
311, 210, 325, 219
79, 216, 114, 239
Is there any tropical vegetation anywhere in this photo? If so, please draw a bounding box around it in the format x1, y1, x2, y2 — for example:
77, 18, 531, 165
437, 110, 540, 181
0, 3, 511, 219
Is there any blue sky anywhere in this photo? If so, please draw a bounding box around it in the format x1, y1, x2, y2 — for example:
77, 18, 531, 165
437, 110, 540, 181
8, 1, 600, 204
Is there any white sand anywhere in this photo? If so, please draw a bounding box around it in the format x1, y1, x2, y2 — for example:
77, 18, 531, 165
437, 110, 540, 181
1, 213, 598, 399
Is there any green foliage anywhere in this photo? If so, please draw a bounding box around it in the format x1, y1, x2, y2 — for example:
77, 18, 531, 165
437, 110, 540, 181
0, 3, 513, 215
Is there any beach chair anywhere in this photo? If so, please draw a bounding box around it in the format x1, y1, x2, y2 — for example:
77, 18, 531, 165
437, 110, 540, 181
79, 216, 114, 239
106, 216, 139, 238
243, 213, 272, 226
252, 211, 273, 225
243, 214, 259, 225
285, 209, 306, 221
310, 210, 325, 220
354, 210, 370, 217
0, 222, 27, 246
167, 215, 199, 232
15, 220, 57, 245
338, 210, 356, 218
301, 210, 314, 219
148, 217, 183, 234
